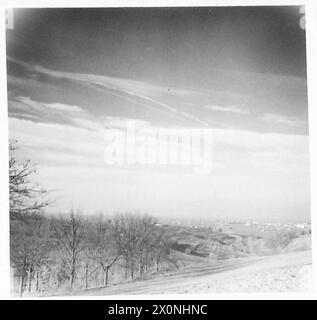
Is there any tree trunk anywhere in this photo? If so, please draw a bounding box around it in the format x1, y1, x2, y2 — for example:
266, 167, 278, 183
125, 256, 128, 279
94, 267, 98, 287
26, 269, 32, 293
18, 276, 24, 297
130, 257, 134, 279
103, 267, 109, 286
145, 251, 148, 274
35, 270, 39, 292
85, 263, 89, 289
56, 275, 60, 289
156, 256, 160, 272
69, 254, 76, 288
69, 274, 74, 287
139, 256, 143, 277
69, 265, 75, 288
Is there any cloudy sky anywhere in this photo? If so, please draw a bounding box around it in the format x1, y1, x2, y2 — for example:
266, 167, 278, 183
6, 7, 310, 221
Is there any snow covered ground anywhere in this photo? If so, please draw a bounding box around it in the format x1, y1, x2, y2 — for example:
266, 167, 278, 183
74, 250, 312, 295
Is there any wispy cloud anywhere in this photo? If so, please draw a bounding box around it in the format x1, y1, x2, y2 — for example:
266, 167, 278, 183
8, 56, 210, 127
8, 96, 100, 130
261, 113, 304, 127
205, 105, 249, 114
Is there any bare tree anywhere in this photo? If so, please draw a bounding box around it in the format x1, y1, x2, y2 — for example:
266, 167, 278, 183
9, 140, 50, 218
9, 140, 54, 296
153, 228, 172, 272
86, 215, 121, 287
52, 211, 86, 288
112, 213, 142, 280
136, 215, 157, 276
10, 213, 52, 296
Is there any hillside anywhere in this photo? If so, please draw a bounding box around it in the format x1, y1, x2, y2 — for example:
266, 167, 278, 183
161, 223, 311, 261
74, 250, 312, 295
34, 222, 312, 296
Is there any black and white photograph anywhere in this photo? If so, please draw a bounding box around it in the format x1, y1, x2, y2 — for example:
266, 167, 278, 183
1, 3, 315, 298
